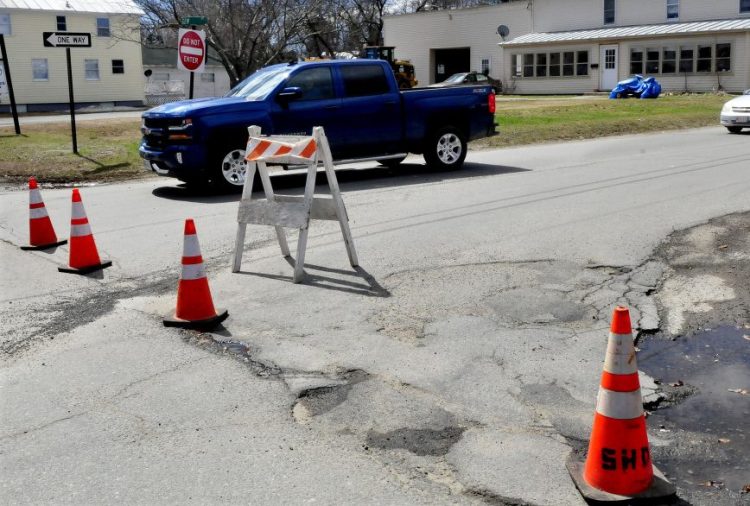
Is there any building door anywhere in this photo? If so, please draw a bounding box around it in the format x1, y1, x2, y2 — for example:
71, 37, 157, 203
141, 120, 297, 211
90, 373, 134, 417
433, 47, 470, 83
599, 45, 618, 91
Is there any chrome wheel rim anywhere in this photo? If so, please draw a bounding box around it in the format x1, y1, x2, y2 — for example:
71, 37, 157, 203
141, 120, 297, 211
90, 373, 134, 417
436, 133, 461, 165
221, 149, 247, 186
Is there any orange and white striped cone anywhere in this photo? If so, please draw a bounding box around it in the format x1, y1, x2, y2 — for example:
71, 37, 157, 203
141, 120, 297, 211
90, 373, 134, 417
58, 189, 112, 274
567, 306, 675, 503
163, 219, 228, 330
20, 177, 67, 250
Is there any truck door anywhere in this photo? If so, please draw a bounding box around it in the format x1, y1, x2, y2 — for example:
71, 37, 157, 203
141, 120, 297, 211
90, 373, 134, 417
270, 66, 344, 154
337, 63, 403, 158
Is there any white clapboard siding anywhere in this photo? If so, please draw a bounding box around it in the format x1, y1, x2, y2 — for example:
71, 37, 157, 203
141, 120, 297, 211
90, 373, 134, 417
0, 9, 144, 105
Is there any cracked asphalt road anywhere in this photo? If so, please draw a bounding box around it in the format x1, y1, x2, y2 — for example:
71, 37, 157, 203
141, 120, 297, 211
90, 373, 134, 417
1, 126, 748, 505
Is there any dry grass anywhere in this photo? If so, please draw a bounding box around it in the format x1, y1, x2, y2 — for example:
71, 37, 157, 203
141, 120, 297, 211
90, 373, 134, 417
474, 94, 729, 149
0, 93, 731, 184
0, 118, 148, 184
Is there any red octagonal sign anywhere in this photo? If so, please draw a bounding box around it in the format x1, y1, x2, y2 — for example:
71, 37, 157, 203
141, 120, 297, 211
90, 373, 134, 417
178, 29, 205, 72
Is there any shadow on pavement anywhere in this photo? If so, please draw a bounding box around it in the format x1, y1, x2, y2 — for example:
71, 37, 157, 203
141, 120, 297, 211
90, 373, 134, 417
236, 261, 390, 298
150, 161, 530, 203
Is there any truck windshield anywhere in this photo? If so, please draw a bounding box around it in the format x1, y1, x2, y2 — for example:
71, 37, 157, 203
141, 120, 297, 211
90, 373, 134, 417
225, 67, 291, 101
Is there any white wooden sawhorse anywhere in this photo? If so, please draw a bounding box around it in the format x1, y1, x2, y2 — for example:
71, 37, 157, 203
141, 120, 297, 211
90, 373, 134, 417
232, 125, 358, 283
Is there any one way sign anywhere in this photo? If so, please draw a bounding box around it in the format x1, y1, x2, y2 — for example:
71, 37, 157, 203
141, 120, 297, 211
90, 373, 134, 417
43, 32, 91, 48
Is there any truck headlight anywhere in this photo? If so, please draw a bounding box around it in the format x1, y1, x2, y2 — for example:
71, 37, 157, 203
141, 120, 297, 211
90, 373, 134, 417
168, 118, 193, 140
721, 102, 732, 113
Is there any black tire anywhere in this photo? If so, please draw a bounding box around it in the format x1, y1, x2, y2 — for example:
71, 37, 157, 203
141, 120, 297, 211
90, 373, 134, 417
210, 145, 248, 192
377, 156, 407, 169
726, 126, 743, 134
423, 126, 467, 171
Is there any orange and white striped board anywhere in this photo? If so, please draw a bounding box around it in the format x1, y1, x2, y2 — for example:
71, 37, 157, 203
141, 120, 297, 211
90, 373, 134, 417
244, 136, 318, 165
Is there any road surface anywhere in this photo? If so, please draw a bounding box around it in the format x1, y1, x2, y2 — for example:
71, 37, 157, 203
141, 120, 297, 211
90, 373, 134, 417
1, 126, 748, 505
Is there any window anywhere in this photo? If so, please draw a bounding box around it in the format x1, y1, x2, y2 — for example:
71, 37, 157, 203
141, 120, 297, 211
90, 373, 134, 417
481, 58, 490, 75
96, 17, 110, 37
563, 52, 575, 76
662, 48, 676, 73
200, 72, 215, 82
646, 49, 660, 73
549, 53, 561, 76
667, 0, 679, 20
85, 59, 99, 80
742, 0, 750, 13
630, 49, 643, 74
32, 59, 48, 80
56, 15, 66, 31
536, 53, 547, 77
604, 48, 616, 69
696, 45, 712, 72
112, 59, 124, 74
604, 0, 615, 24
287, 67, 334, 100
523, 54, 533, 77
0, 14, 11, 35
576, 51, 589, 75
511, 54, 522, 77
679, 47, 694, 72
716, 43, 731, 71
341, 65, 389, 97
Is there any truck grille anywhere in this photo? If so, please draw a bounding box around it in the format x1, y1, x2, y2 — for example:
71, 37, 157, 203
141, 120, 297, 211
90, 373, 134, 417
732, 106, 750, 113
142, 118, 184, 149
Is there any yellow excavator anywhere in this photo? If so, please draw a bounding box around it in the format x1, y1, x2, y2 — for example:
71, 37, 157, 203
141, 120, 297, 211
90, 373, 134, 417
363, 46, 418, 89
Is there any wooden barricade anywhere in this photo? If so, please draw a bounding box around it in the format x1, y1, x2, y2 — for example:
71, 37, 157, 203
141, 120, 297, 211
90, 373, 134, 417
232, 125, 358, 283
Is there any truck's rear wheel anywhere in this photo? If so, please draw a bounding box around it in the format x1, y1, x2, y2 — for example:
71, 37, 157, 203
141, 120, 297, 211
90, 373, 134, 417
211, 146, 247, 191
423, 126, 466, 171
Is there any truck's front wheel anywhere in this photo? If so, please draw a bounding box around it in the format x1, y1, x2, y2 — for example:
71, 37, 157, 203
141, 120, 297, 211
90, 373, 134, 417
211, 146, 248, 191
423, 126, 467, 171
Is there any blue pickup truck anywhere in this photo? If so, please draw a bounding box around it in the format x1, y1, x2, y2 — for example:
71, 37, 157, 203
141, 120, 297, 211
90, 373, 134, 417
140, 59, 496, 190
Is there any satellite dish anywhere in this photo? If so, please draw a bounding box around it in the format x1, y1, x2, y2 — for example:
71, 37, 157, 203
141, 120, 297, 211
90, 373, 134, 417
497, 25, 510, 39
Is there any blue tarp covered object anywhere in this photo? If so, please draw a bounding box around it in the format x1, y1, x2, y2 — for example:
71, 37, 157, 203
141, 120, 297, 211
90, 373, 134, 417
609, 75, 662, 99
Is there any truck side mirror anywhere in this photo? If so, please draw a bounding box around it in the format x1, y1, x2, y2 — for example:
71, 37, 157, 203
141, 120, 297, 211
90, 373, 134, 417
277, 87, 303, 101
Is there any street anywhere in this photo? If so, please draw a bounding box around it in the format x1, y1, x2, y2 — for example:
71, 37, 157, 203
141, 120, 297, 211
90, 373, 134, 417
1, 126, 748, 505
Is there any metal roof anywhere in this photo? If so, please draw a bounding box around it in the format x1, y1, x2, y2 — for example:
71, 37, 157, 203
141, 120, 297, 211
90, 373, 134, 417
501, 18, 750, 46
0, 0, 144, 15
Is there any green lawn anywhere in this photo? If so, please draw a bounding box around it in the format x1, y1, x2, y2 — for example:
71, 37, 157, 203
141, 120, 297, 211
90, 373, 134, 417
0, 93, 732, 184
0, 118, 146, 184
476, 94, 729, 148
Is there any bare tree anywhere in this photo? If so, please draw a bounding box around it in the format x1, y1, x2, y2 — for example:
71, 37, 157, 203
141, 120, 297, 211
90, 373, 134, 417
138, 0, 315, 86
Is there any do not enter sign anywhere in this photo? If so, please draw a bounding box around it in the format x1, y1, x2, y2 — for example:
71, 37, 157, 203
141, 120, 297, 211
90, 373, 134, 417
177, 28, 205, 73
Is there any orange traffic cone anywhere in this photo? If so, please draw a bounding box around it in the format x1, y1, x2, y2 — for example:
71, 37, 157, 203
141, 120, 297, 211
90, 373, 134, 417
58, 189, 112, 274
20, 177, 67, 250
163, 219, 228, 330
567, 306, 675, 503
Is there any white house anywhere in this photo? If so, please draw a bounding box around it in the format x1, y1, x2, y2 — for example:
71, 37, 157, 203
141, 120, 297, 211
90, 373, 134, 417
0, 0, 144, 113
384, 0, 750, 94
142, 46, 232, 106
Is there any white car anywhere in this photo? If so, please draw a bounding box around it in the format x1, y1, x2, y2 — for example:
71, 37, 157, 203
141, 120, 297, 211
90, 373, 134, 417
720, 89, 750, 133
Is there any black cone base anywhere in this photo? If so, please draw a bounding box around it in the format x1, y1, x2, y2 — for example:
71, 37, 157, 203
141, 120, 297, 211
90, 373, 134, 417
566, 454, 677, 505
21, 239, 68, 251
58, 260, 112, 275
163, 308, 228, 330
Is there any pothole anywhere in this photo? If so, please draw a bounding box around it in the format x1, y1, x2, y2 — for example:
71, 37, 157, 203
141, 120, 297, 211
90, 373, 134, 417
365, 426, 466, 456
292, 369, 370, 424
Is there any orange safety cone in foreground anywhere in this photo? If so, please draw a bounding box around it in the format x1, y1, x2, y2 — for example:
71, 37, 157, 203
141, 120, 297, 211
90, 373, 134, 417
20, 177, 67, 250
58, 189, 112, 274
163, 219, 228, 330
566, 306, 676, 504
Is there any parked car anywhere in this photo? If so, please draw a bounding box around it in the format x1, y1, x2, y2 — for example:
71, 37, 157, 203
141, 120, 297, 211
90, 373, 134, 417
720, 89, 750, 133
429, 72, 501, 93
140, 59, 497, 190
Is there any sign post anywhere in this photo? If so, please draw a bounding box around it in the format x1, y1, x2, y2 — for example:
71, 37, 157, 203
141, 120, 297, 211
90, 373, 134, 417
177, 27, 206, 100
42, 31, 91, 154
0, 34, 21, 135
